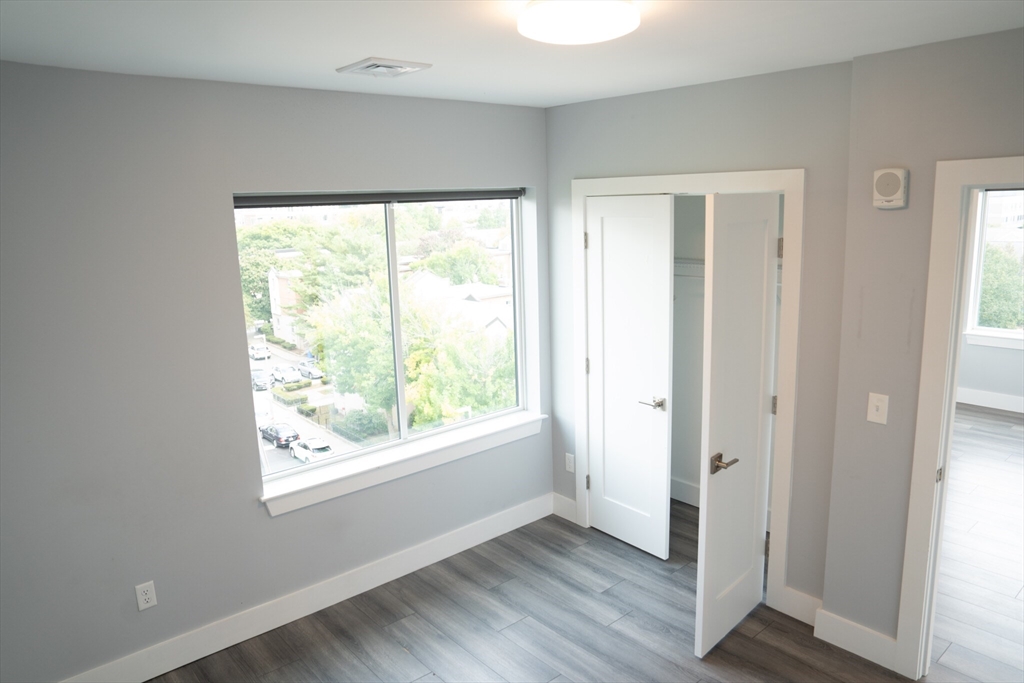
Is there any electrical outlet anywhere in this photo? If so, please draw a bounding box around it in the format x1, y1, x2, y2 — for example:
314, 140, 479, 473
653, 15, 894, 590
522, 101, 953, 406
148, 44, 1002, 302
565, 452, 575, 473
135, 581, 157, 611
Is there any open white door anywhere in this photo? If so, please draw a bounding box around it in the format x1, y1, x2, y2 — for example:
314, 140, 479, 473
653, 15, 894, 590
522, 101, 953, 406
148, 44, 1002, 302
695, 193, 780, 656
586, 194, 674, 560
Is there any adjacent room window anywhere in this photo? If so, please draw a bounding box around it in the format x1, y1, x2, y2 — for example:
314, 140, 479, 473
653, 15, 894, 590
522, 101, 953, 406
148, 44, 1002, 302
966, 189, 1024, 344
233, 192, 523, 477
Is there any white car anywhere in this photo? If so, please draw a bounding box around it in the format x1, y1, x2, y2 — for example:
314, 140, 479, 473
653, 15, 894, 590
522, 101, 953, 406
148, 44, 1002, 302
248, 344, 271, 360
298, 360, 324, 379
289, 438, 334, 463
272, 365, 302, 384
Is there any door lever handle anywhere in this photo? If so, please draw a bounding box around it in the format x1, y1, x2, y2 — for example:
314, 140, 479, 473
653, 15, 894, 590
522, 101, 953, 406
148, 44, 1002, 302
639, 397, 666, 410
711, 453, 739, 474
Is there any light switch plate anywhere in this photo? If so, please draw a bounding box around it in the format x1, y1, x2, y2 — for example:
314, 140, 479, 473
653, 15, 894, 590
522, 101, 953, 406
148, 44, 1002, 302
867, 393, 889, 425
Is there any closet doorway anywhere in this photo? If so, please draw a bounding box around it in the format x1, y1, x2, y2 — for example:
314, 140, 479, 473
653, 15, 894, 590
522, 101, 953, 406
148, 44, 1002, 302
571, 169, 808, 657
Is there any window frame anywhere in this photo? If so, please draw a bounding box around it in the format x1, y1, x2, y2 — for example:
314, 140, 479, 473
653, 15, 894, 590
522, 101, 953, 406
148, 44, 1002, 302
233, 189, 545, 514
962, 188, 1024, 350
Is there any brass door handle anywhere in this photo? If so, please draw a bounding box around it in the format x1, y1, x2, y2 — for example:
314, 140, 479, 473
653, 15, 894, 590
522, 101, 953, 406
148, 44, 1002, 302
711, 453, 739, 474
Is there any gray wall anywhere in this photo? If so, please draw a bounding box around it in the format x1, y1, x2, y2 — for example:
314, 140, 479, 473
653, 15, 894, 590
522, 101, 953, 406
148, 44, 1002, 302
958, 342, 1024, 400
547, 62, 853, 600
823, 29, 1024, 638
0, 62, 551, 683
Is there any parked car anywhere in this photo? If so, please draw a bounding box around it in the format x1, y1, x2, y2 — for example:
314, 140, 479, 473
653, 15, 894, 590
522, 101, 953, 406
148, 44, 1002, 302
289, 437, 334, 463
248, 344, 271, 360
251, 369, 271, 391
272, 365, 302, 384
260, 423, 299, 448
298, 360, 324, 379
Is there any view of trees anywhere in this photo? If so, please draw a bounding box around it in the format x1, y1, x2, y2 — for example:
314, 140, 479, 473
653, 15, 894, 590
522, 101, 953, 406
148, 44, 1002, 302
978, 242, 1024, 331
235, 200, 518, 444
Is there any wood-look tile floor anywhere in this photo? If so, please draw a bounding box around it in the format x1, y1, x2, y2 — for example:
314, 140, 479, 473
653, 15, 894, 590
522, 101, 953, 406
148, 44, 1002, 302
930, 404, 1024, 683
153, 499, 952, 683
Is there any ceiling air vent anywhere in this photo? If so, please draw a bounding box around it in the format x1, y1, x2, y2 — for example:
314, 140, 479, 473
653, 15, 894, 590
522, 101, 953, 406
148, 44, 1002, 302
336, 57, 432, 78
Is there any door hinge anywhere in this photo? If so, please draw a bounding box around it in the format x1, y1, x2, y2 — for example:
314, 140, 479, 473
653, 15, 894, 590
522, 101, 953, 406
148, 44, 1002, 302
771, 396, 778, 415
765, 536, 770, 559
586, 474, 591, 490
584, 232, 589, 249
936, 467, 943, 483
585, 358, 590, 373
777, 237, 784, 259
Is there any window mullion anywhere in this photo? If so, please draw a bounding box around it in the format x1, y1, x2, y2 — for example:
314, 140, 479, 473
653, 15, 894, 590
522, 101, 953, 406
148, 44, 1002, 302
385, 202, 409, 441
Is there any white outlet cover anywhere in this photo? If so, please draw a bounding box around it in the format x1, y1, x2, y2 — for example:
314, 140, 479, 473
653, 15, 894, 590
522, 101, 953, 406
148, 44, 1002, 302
135, 581, 157, 611
867, 393, 889, 425
565, 452, 576, 473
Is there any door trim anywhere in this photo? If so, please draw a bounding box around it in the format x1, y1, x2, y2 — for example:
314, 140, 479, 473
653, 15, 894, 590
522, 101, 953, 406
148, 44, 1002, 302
895, 156, 1023, 680
571, 169, 806, 624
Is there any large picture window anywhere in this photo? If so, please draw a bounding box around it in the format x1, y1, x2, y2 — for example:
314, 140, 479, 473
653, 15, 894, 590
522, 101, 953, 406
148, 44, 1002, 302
966, 189, 1024, 345
233, 192, 523, 477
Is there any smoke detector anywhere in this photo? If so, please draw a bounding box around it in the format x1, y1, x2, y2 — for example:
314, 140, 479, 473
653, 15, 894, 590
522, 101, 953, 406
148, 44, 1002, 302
336, 57, 432, 78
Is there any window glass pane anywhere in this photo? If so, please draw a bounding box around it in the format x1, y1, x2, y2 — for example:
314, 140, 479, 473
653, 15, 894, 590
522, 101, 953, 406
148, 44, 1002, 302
234, 205, 400, 476
977, 190, 1024, 332
394, 200, 519, 434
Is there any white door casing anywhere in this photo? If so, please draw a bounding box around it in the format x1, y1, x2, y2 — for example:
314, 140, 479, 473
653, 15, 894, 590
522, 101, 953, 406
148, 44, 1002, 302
695, 193, 780, 657
585, 194, 674, 560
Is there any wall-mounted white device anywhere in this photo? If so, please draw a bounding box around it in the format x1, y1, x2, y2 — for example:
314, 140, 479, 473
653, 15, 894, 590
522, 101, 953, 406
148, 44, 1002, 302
873, 168, 908, 209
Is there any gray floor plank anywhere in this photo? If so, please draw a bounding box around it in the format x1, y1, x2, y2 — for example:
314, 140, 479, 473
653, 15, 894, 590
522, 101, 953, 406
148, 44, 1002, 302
349, 584, 418, 629
411, 675, 444, 683
937, 574, 1024, 621
602, 577, 696, 630
258, 658, 323, 683
499, 527, 624, 592
417, 558, 526, 631
229, 628, 302, 679
384, 615, 504, 683
714, 631, 844, 683
443, 548, 515, 590
937, 643, 1024, 683
314, 600, 431, 682
520, 516, 590, 552
934, 593, 1024, 643
494, 577, 698, 683
474, 538, 631, 626
932, 635, 952, 662
501, 616, 633, 683
193, 648, 259, 683
751, 619, 906, 683
919, 661, 981, 683
276, 616, 383, 683
388, 571, 555, 683
932, 612, 1024, 670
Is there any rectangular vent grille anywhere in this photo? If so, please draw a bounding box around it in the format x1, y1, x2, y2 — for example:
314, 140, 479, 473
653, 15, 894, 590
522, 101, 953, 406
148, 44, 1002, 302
336, 57, 432, 78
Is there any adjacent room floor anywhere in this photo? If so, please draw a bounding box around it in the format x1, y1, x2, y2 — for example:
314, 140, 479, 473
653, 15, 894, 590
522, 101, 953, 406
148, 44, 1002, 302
153, 498, 977, 683
930, 404, 1024, 683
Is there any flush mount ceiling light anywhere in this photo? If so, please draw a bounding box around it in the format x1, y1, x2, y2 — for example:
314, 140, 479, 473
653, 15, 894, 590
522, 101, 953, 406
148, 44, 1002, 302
517, 0, 640, 45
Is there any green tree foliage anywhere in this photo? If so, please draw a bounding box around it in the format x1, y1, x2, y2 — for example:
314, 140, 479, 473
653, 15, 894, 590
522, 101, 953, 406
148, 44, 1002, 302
978, 242, 1024, 330
310, 277, 400, 436
412, 241, 499, 285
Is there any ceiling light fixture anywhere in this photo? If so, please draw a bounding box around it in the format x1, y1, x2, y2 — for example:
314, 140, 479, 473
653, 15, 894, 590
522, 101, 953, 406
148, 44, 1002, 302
517, 0, 640, 45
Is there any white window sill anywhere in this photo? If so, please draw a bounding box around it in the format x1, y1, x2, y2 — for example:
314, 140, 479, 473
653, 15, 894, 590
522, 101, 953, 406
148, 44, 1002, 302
260, 411, 547, 516
964, 331, 1024, 350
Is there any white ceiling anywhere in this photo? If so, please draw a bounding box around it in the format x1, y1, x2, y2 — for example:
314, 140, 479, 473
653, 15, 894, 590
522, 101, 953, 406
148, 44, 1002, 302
1, 1, 1021, 108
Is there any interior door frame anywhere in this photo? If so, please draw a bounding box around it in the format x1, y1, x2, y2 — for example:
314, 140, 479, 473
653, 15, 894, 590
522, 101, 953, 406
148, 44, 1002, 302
895, 156, 1023, 680
571, 168, 812, 625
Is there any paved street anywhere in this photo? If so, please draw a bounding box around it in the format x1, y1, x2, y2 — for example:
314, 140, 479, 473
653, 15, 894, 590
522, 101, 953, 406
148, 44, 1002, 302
247, 336, 363, 476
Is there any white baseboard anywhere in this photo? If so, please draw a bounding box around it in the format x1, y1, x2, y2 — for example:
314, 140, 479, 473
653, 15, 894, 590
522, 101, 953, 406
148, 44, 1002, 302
814, 608, 897, 671
956, 387, 1024, 414
64, 493, 555, 683
766, 585, 821, 626
552, 492, 577, 522
671, 476, 700, 507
